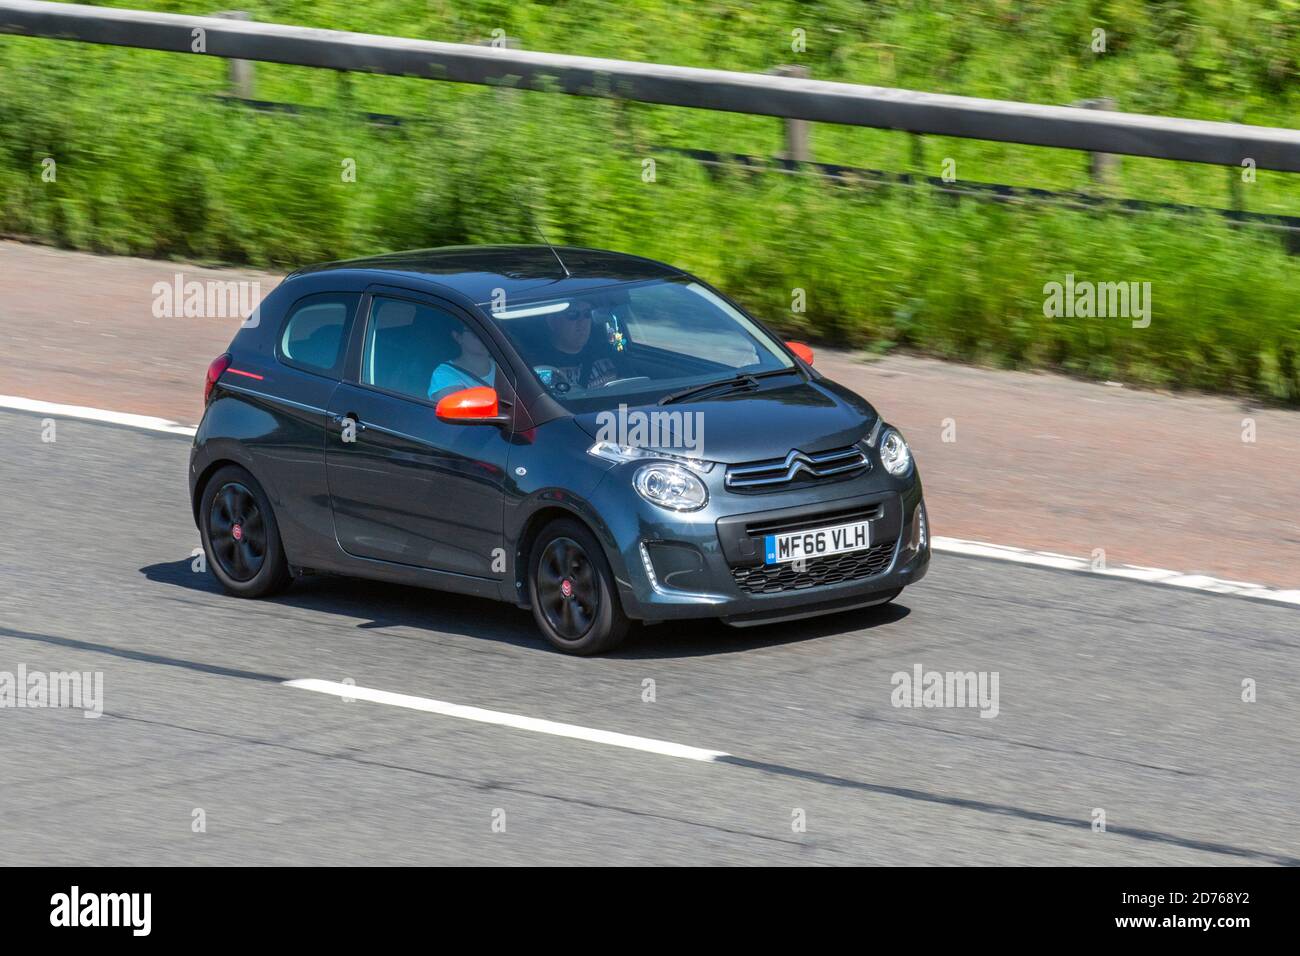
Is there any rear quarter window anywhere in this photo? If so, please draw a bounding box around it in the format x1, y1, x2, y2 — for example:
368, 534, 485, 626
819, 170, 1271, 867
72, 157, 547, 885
276, 293, 360, 376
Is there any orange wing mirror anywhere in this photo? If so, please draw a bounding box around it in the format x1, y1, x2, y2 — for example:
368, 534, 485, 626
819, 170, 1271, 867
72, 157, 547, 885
435, 386, 509, 425
786, 341, 815, 366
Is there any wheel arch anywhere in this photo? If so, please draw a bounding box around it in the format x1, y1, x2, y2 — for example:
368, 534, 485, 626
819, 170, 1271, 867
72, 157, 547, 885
191, 455, 270, 526
511, 499, 625, 609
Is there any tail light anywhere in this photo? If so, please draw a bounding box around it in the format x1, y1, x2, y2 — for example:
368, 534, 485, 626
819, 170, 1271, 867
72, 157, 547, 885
204, 353, 232, 405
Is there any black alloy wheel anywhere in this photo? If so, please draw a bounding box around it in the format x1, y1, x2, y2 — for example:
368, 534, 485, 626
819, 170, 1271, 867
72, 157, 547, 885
537, 536, 600, 641
199, 464, 291, 598
528, 518, 630, 655
208, 481, 266, 582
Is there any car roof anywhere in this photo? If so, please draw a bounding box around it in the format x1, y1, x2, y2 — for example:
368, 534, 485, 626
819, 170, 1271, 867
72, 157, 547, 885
288, 245, 685, 306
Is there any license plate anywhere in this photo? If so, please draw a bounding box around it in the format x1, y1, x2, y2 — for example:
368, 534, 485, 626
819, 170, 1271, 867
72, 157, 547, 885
764, 520, 871, 565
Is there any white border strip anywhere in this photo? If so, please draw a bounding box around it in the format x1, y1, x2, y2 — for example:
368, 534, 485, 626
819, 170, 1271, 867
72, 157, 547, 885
933, 536, 1300, 606
284, 678, 731, 762
4, 394, 1296, 606
0, 395, 196, 436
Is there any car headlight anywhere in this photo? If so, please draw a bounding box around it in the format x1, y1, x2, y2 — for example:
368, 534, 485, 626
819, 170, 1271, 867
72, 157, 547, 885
633, 464, 709, 512
878, 427, 912, 476
588, 441, 715, 474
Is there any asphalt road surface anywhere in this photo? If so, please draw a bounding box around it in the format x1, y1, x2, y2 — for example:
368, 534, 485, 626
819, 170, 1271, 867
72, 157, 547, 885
1, 407, 1296, 865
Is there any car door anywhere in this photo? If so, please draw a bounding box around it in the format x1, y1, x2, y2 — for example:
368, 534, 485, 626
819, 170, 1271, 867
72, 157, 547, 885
323, 288, 515, 578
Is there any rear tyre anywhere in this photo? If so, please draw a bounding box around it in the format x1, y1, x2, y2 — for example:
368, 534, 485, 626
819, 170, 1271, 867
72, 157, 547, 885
199, 465, 291, 598
528, 519, 629, 655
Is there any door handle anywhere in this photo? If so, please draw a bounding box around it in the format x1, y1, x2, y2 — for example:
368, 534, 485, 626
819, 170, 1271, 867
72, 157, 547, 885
331, 412, 366, 431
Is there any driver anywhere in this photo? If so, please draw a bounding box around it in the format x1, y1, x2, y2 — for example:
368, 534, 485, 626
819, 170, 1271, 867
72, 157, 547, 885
536, 301, 620, 391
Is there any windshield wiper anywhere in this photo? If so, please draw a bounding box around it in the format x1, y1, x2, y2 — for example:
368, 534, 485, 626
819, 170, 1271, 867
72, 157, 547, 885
658, 367, 799, 406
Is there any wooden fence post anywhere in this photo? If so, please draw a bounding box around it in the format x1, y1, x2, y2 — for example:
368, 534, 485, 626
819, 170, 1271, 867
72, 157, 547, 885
213, 11, 254, 99
769, 65, 811, 162
1075, 97, 1119, 184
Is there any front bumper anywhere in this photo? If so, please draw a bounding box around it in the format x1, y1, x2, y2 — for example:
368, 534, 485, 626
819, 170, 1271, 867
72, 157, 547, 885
595, 468, 930, 626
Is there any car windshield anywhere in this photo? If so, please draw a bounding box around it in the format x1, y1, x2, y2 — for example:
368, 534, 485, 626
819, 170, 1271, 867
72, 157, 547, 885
485, 278, 795, 410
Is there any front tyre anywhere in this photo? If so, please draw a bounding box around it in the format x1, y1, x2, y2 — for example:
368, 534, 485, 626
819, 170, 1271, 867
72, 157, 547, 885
528, 519, 629, 655
199, 465, 291, 598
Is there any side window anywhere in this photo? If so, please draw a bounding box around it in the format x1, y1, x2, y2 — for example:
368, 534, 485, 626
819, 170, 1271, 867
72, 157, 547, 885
362, 296, 499, 403
278, 292, 359, 376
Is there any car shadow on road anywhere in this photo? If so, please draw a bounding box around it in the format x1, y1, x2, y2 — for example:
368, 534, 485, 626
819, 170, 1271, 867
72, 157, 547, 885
619, 601, 911, 659
140, 559, 911, 659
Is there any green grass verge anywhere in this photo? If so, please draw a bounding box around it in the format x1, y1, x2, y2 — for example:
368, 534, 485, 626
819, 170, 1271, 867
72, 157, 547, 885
0, 1, 1297, 400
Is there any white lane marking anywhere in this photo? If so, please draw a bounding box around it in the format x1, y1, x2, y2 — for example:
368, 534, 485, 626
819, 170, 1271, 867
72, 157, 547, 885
933, 536, 1300, 606
2, 395, 1296, 606
283, 679, 731, 762
0, 395, 196, 436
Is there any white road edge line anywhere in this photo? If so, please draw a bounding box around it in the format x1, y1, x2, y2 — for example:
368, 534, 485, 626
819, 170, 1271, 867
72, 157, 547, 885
932, 536, 1300, 606
283, 678, 731, 762
0, 394, 196, 436
4, 394, 1297, 607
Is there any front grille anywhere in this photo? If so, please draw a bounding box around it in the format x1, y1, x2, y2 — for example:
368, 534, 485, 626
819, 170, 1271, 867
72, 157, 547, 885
725, 445, 869, 490
731, 540, 897, 594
